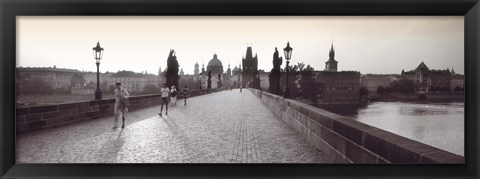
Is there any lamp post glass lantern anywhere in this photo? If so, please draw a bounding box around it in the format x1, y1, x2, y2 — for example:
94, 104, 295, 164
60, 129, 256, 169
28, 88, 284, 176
283, 41, 292, 98
93, 41, 104, 100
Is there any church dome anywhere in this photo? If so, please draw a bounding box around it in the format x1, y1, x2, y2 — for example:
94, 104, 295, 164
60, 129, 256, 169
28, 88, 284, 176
207, 54, 223, 67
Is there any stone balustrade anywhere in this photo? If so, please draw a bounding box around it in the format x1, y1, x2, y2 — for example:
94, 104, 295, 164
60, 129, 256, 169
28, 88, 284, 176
16, 88, 220, 133
249, 88, 464, 163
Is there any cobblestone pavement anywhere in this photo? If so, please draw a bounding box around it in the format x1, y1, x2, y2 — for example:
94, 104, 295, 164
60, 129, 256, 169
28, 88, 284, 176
16, 90, 326, 163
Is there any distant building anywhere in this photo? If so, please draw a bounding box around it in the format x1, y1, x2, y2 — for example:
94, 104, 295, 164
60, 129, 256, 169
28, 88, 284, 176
315, 71, 361, 104
231, 64, 242, 88
207, 54, 223, 74
242, 46, 258, 86
200, 54, 226, 89
194, 62, 200, 76
325, 43, 338, 72
361, 74, 400, 94
201, 62, 206, 74
314, 43, 360, 105
17, 66, 83, 89
450, 68, 464, 92
71, 86, 95, 95
17, 66, 166, 95
180, 68, 185, 76
451, 73, 465, 92
109, 70, 160, 93
401, 61, 455, 93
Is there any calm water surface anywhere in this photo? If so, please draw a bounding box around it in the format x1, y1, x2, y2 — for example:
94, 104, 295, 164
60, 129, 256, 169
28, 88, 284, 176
349, 102, 464, 156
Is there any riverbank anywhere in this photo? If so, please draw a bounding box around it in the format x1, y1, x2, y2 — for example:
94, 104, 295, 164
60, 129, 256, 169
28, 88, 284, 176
371, 93, 464, 103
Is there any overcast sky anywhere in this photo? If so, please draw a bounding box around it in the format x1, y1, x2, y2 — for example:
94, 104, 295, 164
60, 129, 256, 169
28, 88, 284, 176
17, 16, 464, 75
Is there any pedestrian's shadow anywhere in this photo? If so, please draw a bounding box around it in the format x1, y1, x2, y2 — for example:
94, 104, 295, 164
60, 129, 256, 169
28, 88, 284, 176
97, 128, 126, 163
161, 116, 192, 160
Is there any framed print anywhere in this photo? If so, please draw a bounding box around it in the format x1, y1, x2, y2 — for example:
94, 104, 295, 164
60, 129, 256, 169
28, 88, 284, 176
1, 0, 479, 178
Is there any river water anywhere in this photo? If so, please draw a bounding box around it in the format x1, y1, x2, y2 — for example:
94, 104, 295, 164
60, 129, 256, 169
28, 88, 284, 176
347, 102, 464, 156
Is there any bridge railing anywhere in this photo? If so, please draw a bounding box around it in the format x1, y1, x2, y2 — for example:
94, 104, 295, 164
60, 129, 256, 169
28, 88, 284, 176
16, 88, 221, 134
249, 88, 464, 164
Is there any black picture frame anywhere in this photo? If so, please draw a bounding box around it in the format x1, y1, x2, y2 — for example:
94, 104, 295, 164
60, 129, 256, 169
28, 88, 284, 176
1, 0, 479, 178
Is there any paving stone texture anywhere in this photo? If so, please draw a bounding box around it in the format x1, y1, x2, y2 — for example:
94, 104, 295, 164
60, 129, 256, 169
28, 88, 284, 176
16, 90, 326, 163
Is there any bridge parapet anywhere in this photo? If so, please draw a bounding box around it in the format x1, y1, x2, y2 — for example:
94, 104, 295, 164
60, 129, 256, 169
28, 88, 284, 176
16, 89, 220, 134
250, 88, 464, 163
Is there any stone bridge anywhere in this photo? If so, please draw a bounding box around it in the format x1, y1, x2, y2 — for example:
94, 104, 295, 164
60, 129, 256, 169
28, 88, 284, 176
16, 89, 464, 163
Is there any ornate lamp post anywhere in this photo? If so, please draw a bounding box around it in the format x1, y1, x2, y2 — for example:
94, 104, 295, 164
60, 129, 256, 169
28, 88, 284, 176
283, 41, 293, 98
93, 41, 104, 100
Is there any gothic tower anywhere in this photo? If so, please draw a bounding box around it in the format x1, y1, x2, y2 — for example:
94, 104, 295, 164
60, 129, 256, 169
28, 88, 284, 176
242, 46, 258, 86
325, 42, 338, 72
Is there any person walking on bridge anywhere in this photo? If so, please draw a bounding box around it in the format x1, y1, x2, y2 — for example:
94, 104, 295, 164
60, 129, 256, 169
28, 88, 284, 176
159, 83, 170, 117
181, 85, 190, 106
114, 82, 129, 129
170, 86, 178, 106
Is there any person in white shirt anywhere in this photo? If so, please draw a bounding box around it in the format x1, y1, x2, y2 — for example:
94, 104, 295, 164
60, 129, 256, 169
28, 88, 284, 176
114, 82, 129, 129
159, 83, 170, 117
170, 86, 177, 106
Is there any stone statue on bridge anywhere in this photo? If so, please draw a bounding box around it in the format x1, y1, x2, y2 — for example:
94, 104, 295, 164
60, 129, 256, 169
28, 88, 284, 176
166, 49, 179, 90
269, 47, 283, 95
217, 73, 222, 89
207, 71, 212, 89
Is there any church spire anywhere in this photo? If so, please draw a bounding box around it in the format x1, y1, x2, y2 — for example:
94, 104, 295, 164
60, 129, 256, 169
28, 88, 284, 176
325, 41, 338, 72
329, 41, 335, 59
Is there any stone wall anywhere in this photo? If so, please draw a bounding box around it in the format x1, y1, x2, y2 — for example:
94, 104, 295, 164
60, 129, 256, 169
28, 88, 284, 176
16, 89, 219, 134
250, 88, 464, 163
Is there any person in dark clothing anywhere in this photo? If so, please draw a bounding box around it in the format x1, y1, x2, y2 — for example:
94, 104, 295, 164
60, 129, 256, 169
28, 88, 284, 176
181, 85, 190, 106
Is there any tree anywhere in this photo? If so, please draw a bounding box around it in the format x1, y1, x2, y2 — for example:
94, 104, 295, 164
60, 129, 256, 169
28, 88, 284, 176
142, 84, 160, 95
100, 80, 111, 94
298, 63, 315, 99
19, 78, 53, 95
53, 87, 70, 95
107, 85, 116, 94
377, 86, 385, 94
179, 76, 198, 90
359, 87, 369, 97
70, 74, 86, 88
384, 87, 391, 93
390, 78, 415, 93
86, 81, 96, 88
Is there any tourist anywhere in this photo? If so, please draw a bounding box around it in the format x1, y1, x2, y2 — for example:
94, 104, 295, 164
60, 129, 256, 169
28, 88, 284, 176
240, 85, 242, 92
114, 82, 129, 129
181, 85, 190, 106
159, 83, 170, 117
170, 86, 177, 106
